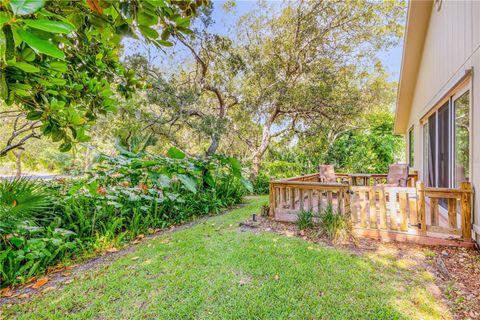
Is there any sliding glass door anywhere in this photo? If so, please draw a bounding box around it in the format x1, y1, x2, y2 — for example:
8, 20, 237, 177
454, 91, 470, 186
423, 90, 470, 189
437, 102, 450, 188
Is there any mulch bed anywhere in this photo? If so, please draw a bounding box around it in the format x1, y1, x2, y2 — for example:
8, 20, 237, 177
242, 214, 480, 320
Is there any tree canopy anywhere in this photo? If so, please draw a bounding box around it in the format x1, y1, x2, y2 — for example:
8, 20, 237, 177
0, 0, 204, 156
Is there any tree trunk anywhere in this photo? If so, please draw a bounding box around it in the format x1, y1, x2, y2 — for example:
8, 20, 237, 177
250, 121, 274, 181
13, 148, 24, 178
206, 133, 219, 156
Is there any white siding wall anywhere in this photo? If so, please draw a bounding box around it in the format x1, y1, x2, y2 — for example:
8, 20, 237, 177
406, 0, 480, 241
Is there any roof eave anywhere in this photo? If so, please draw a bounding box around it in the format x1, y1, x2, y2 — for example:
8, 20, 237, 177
394, 0, 433, 134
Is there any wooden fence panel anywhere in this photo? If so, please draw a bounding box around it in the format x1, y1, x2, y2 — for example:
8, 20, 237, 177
269, 176, 472, 242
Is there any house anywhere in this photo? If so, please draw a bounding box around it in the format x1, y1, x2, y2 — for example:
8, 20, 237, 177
395, 0, 479, 243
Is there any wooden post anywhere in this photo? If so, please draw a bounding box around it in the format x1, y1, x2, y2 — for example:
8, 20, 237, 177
409, 190, 418, 226
447, 198, 457, 228
344, 190, 351, 217
308, 189, 313, 211
359, 190, 367, 228
417, 181, 427, 235
290, 187, 295, 209
369, 188, 377, 228
299, 189, 304, 211
399, 192, 408, 231
430, 198, 439, 226
269, 178, 275, 217
389, 190, 398, 230
378, 187, 387, 229
460, 182, 472, 241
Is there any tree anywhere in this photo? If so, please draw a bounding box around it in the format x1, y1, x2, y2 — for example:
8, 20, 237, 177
232, 0, 405, 179
0, 0, 205, 157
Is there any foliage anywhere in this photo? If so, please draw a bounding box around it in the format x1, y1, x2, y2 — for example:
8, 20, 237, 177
296, 210, 314, 231
0, 0, 205, 155
318, 205, 352, 243
252, 160, 304, 194
0, 148, 250, 287
323, 111, 404, 173
0, 179, 51, 234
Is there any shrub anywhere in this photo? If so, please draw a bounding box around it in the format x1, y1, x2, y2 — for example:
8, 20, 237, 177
296, 210, 314, 230
318, 205, 352, 242
0, 148, 252, 287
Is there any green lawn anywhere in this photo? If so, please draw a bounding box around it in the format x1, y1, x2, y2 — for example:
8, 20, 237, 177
3, 196, 449, 319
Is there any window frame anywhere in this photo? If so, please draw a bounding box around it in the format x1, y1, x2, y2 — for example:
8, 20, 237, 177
408, 126, 414, 168
420, 78, 471, 188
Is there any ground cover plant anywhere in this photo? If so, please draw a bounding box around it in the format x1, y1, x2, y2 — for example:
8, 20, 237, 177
0, 147, 251, 287
1, 197, 454, 319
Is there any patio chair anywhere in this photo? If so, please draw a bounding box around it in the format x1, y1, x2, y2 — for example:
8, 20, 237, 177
318, 165, 337, 183
384, 163, 409, 187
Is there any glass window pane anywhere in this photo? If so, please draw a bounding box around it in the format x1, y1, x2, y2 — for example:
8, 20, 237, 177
454, 91, 470, 186
423, 123, 429, 184
408, 127, 414, 167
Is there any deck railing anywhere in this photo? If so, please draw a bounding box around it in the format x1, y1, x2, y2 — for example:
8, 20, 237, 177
269, 173, 473, 245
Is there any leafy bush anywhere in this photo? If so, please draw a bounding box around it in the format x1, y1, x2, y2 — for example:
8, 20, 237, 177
0, 147, 252, 287
318, 205, 352, 242
253, 160, 304, 194
296, 210, 314, 230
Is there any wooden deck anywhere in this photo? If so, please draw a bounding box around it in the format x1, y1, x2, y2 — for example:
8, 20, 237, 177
269, 173, 474, 247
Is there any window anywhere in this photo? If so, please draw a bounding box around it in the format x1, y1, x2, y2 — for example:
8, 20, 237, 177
408, 126, 414, 167
454, 91, 470, 186
423, 123, 429, 184
422, 88, 470, 188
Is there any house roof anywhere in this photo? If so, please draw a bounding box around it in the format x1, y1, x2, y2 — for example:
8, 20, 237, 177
394, 0, 433, 134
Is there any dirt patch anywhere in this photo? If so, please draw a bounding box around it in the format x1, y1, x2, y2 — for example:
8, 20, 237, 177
247, 215, 480, 320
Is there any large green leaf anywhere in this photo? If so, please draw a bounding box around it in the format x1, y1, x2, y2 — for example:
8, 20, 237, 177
8, 61, 40, 73
9, 0, 45, 15
167, 147, 185, 160
138, 25, 159, 39
23, 19, 75, 34
0, 13, 10, 25
227, 157, 242, 177
177, 174, 197, 193
240, 176, 253, 193
17, 29, 64, 59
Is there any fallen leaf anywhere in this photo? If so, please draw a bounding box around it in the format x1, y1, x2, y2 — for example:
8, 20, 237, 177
0, 287, 13, 297
131, 256, 140, 261
137, 234, 145, 240
66, 264, 78, 270
159, 238, 170, 244
41, 286, 56, 294
274, 274, 279, 281
64, 279, 74, 285
62, 272, 72, 277
32, 277, 49, 289
106, 247, 118, 253
17, 293, 29, 299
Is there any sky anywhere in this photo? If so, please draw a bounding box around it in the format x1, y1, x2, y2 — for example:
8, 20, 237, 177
123, 0, 405, 82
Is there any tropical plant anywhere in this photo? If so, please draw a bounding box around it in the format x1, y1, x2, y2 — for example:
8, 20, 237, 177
0, 178, 51, 234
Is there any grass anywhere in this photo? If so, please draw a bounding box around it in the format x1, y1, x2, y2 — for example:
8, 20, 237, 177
2, 196, 450, 319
